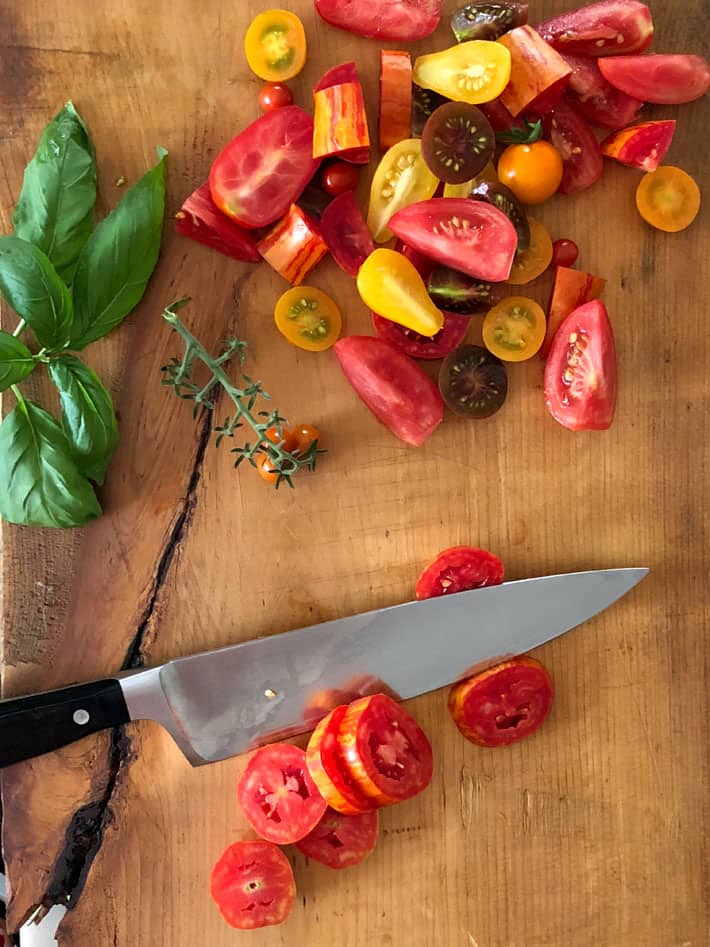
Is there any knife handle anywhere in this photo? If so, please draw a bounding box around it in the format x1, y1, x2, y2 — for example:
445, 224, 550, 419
0, 679, 130, 768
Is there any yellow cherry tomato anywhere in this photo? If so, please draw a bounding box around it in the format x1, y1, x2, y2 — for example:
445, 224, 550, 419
483, 296, 546, 362
367, 139, 439, 244
443, 160, 498, 198
244, 10, 307, 83
274, 286, 341, 352
357, 248, 444, 338
413, 41, 511, 105
497, 140, 563, 204
635, 165, 701, 233
507, 218, 553, 286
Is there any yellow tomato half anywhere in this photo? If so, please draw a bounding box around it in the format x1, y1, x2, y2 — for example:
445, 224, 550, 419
244, 10, 307, 83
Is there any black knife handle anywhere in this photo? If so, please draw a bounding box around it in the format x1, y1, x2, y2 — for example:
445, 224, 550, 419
0, 679, 130, 768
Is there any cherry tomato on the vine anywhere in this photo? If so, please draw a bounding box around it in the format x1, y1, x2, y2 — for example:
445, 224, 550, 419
551, 239, 579, 269
259, 82, 294, 112
321, 161, 361, 196
497, 140, 563, 205
292, 424, 321, 453
256, 453, 280, 484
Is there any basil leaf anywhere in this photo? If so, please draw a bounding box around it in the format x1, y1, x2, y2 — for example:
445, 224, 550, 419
0, 399, 101, 528
0, 331, 36, 391
48, 354, 118, 485
0, 236, 73, 349
13, 101, 97, 285
70, 148, 167, 350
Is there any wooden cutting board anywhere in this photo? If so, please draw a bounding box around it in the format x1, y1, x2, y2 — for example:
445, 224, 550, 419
1, 1, 708, 944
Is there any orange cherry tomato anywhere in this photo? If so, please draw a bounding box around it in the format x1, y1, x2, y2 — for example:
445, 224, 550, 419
244, 10, 307, 83
256, 453, 280, 484
507, 217, 553, 285
497, 140, 563, 204
258, 82, 294, 111
483, 296, 546, 362
635, 165, 701, 233
292, 424, 321, 454
274, 286, 342, 352
264, 425, 297, 452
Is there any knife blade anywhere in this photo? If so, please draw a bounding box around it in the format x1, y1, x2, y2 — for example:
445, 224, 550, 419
0, 567, 647, 768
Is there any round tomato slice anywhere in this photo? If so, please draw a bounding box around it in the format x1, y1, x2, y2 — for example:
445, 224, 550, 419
320, 191, 374, 277
367, 139, 439, 244
544, 299, 617, 431
415, 546, 504, 599
448, 657, 553, 747
599, 54, 710, 105
372, 310, 470, 361
209, 106, 320, 229
635, 166, 701, 234
543, 97, 603, 196
314, 0, 442, 42
338, 694, 434, 806
237, 743, 327, 844
296, 807, 379, 869
507, 218, 553, 286
306, 705, 378, 816
244, 10, 307, 83
388, 198, 517, 283
210, 840, 296, 930
274, 287, 341, 352
537, 0, 654, 57
483, 296, 546, 362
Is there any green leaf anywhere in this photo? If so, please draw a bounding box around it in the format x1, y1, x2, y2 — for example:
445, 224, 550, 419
0, 235, 73, 349
0, 399, 101, 528
70, 148, 168, 350
48, 354, 119, 485
496, 120, 543, 145
13, 101, 97, 285
0, 331, 36, 391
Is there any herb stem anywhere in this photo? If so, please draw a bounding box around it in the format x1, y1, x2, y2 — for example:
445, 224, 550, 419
10, 384, 25, 406
12, 319, 26, 338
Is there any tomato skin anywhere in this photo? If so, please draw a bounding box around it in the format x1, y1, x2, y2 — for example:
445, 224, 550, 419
357, 248, 444, 338
498, 25, 572, 117
542, 265, 605, 359
320, 191, 374, 277
537, 0, 654, 57
314, 0, 442, 42
635, 166, 701, 233
244, 10, 307, 83
258, 205, 328, 286
543, 96, 603, 196
562, 54, 642, 130
174, 182, 260, 263
306, 706, 378, 815
296, 807, 379, 870
413, 41, 512, 106
497, 141, 563, 205
372, 310, 470, 361
321, 161, 360, 196
601, 120, 676, 173
258, 82, 294, 112
416, 546, 504, 599
210, 840, 296, 930
551, 239, 579, 269
599, 54, 710, 104
448, 657, 553, 747
380, 50, 413, 151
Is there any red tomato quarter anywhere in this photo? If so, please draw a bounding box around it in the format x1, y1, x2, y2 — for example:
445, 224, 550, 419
237, 743, 327, 844
537, 0, 654, 57
338, 694, 434, 806
415, 546, 504, 599
601, 120, 676, 172
562, 54, 642, 130
448, 657, 554, 747
372, 310, 470, 361
320, 191, 375, 277
174, 182, 260, 262
210, 106, 320, 229
306, 705, 378, 815
296, 807, 379, 869
543, 96, 603, 195
599, 54, 710, 105
314, 0, 442, 42
210, 840, 296, 930
544, 299, 617, 431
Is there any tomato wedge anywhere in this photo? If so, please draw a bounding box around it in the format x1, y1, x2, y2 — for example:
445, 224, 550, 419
307, 705, 378, 815
320, 191, 374, 277
338, 694, 434, 806
415, 546, 504, 599
601, 120, 676, 173
599, 54, 710, 105
334, 336, 444, 446
210, 840, 296, 930
388, 198, 517, 283
544, 299, 617, 431
562, 54, 642, 130
448, 657, 554, 747
357, 248, 444, 337
174, 182, 260, 263
543, 96, 603, 195
296, 807, 379, 869
537, 0, 654, 57
542, 265, 606, 359
313, 61, 370, 165
498, 25, 572, 116
314, 0, 442, 42
237, 743, 327, 844
380, 51, 413, 151
372, 310, 470, 360
210, 106, 320, 229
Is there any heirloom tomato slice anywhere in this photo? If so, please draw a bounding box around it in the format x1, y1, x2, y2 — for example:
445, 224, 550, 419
599, 54, 710, 105
296, 807, 379, 869
601, 120, 676, 172
543, 97, 603, 195
210, 840, 296, 930
320, 191, 374, 277
482, 296, 546, 362
314, 0, 442, 42
635, 166, 701, 233
174, 183, 260, 262
413, 41, 511, 106
306, 705, 378, 815
415, 545, 504, 598
563, 54, 642, 130
372, 310, 470, 361
537, 0, 654, 57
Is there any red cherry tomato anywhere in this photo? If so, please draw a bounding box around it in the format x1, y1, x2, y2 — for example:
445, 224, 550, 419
258, 82, 294, 112
321, 161, 361, 196
210, 840, 296, 930
296, 807, 379, 870
306, 705, 379, 815
551, 239, 579, 269
415, 546, 504, 599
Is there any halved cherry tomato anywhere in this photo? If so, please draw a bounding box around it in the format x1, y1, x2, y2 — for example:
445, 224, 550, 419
320, 191, 374, 277
174, 182, 260, 263
314, 0, 442, 42
448, 657, 553, 747
601, 120, 676, 173
256, 453, 280, 484
412, 84, 450, 137
321, 161, 360, 196
257, 205, 328, 285
439, 344, 508, 418
274, 286, 341, 352
306, 705, 378, 815
367, 138, 439, 243
292, 424, 321, 454
244, 10, 306, 83
388, 198, 518, 283
427, 265, 500, 314
497, 140, 563, 205
337, 694, 434, 806
372, 310, 470, 360
551, 239, 579, 269
635, 166, 701, 233
422, 102, 495, 184
415, 545, 504, 599
237, 743, 327, 845
413, 41, 512, 106
537, 0, 654, 57
543, 96, 603, 195
599, 54, 710, 104
296, 807, 379, 870
542, 265, 606, 359
258, 82, 294, 112
483, 296, 546, 361
334, 336, 444, 446
507, 218, 553, 286
562, 54, 641, 130
380, 51, 413, 151
313, 64, 371, 164
498, 26, 572, 116
210, 106, 320, 229
544, 299, 617, 431
451, 2, 528, 42
211, 840, 296, 930
357, 248, 444, 337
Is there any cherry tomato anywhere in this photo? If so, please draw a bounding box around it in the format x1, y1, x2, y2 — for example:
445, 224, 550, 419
415, 546, 504, 599
321, 161, 361, 196
497, 140, 563, 205
314, 0, 442, 42
256, 453, 280, 484
507, 218, 553, 286
439, 344, 508, 418
296, 807, 379, 870
448, 657, 554, 748
483, 296, 546, 362
427, 265, 500, 315
542, 98, 603, 195
498, 25, 572, 117
175, 182, 260, 262
563, 54, 641, 130
421, 102, 495, 184
413, 41, 512, 106
357, 248, 444, 338
551, 239, 579, 269
599, 53, 710, 105
211, 840, 296, 930
274, 286, 342, 352
542, 266, 606, 359
258, 82, 294, 112
320, 191, 374, 277
306, 705, 378, 815
601, 120, 676, 173
244, 10, 307, 83
292, 424, 321, 454
537, 0, 654, 57
372, 310, 470, 361
367, 138, 438, 243
264, 425, 298, 452
635, 166, 700, 233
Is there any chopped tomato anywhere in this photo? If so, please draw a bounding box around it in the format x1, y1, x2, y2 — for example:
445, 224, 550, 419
451, 2, 528, 42
306, 705, 378, 815
551, 239, 579, 269
415, 546, 504, 599
372, 310, 470, 360
314, 0, 442, 42
313, 64, 370, 164
321, 161, 361, 196
334, 336, 444, 446
483, 296, 546, 362
320, 191, 374, 277
174, 182, 260, 262
544, 299, 617, 431
497, 140, 563, 205
422, 102, 495, 185
448, 657, 553, 747
537, 0, 654, 57
337, 694, 434, 806
274, 286, 341, 351
543, 97, 603, 195
479, 97, 527, 134
413, 41, 512, 105
296, 807, 379, 870
380, 51, 413, 151
542, 265, 606, 359
388, 198, 518, 283
357, 248, 444, 337
257, 205, 328, 285
211, 840, 296, 930
601, 120, 676, 173
599, 54, 710, 105
498, 26, 571, 116
367, 138, 438, 243
258, 82, 294, 112
244, 9, 307, 83
635, 166, 701, 233
210, 106, 320, 229
562, 54, 642, 130
507, 218, 553, 286
395, 240, 437, 281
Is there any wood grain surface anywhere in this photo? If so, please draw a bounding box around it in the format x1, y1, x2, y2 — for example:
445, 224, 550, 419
1, 1, 708, 945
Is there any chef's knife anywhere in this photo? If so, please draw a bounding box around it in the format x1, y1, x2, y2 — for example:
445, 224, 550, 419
0, 567, 647, 768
